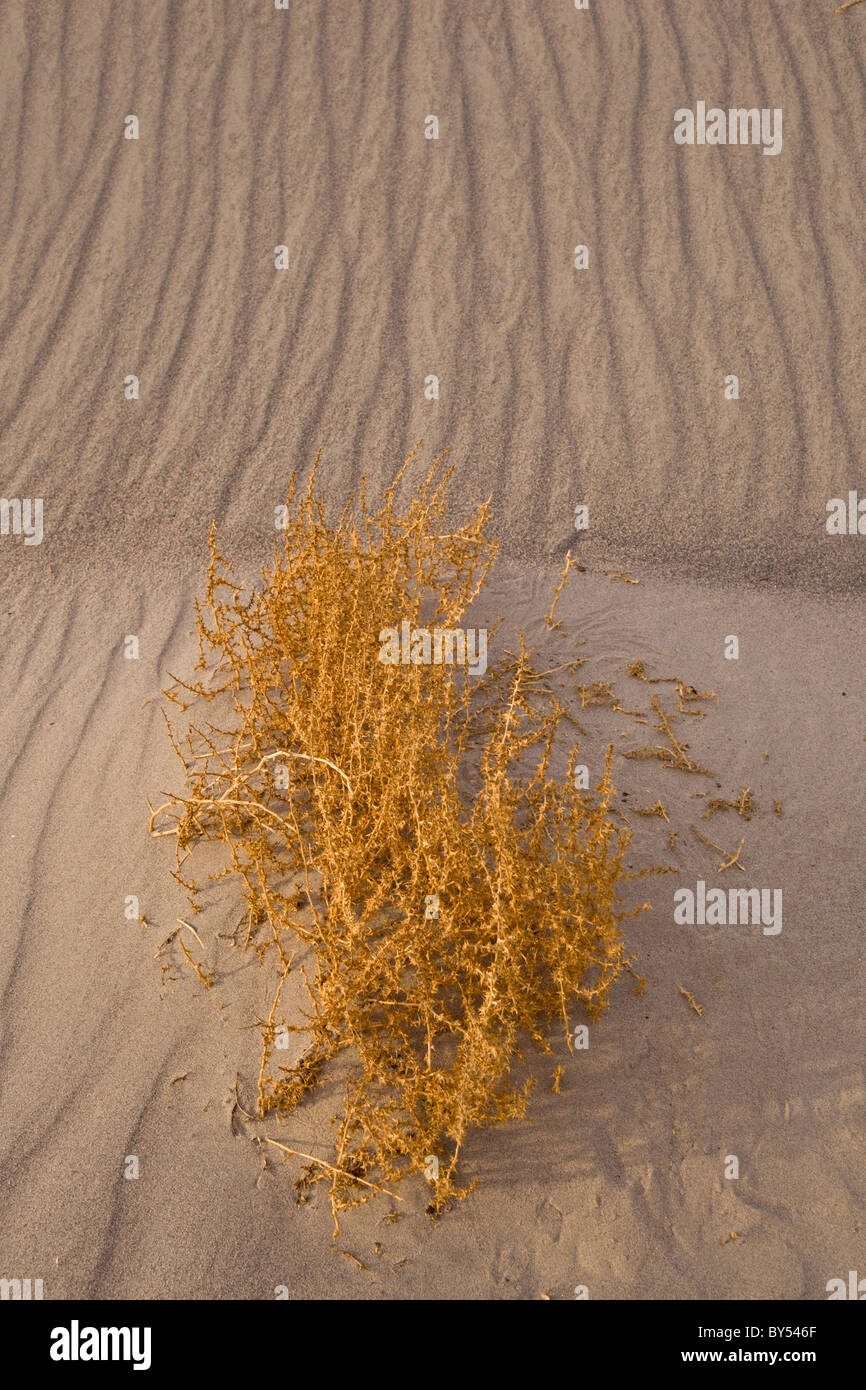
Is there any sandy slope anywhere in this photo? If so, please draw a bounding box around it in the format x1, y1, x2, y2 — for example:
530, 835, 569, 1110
0, 1, 864, 1300
0, 1, 864, 585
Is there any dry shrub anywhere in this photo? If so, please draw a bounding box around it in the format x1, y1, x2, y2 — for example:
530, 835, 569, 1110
151, 447, 640, 1226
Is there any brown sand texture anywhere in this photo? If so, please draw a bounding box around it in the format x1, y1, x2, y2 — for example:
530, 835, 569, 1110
0, 1, 864, 1300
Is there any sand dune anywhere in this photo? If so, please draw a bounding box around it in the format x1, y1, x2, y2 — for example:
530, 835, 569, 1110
1, 1, 864, 1300
1, 1, 864, 584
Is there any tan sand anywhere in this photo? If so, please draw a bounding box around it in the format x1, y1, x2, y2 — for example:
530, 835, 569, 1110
0, 1, 864, 1299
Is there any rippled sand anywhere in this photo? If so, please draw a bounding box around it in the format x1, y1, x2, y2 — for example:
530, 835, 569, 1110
0, 1, 863, 1299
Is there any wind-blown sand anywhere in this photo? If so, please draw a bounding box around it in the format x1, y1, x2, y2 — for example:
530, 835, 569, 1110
0, 1, 864, 1299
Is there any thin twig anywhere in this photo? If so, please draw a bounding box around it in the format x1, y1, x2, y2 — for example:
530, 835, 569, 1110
262, 1138, 403, 1200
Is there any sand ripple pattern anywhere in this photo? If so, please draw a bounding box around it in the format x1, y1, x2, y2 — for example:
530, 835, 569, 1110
1, 2, 864, 587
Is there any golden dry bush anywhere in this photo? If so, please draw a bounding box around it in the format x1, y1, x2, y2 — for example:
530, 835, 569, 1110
151, 447, 640, 1226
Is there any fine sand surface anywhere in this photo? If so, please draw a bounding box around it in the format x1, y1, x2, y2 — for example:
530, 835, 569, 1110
0, 560, 863, 1300
1, 1, 864, 1300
